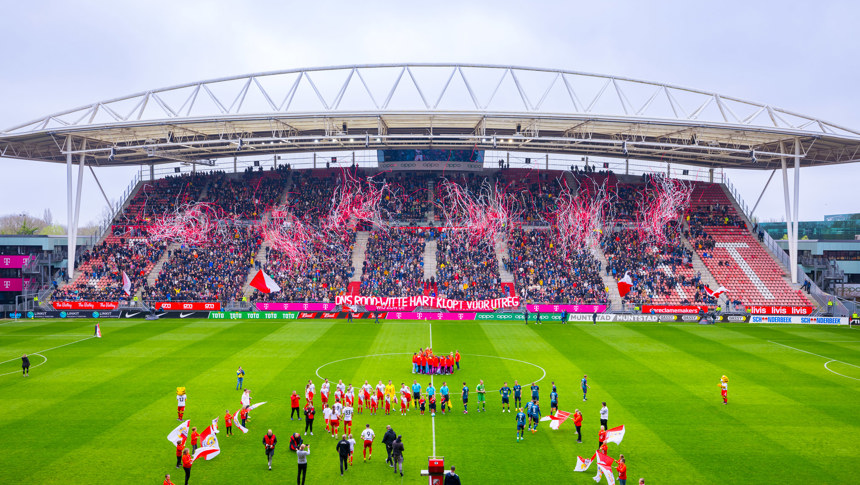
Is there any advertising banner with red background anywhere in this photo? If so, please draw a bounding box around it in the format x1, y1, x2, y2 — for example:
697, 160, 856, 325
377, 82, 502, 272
53, 301, 120, 310
747, 305, 815, 315
155, 302, 221, 311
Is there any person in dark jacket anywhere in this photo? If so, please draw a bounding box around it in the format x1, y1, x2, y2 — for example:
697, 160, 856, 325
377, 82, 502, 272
304, 403, 315, 435
263, 429, 277, 470
336, 434, 351, 475
391, 435, 404, 476
382, 425, 397, 465
289, 432, 303, 453
21, 354, 30, 376
444, 465, 461, 485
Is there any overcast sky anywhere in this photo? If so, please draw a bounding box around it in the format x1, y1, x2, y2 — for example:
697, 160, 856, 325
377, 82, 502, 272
1, 0, 858, 226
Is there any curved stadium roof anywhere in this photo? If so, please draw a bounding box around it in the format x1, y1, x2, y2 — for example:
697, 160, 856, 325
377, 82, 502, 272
1, 63, 859, 169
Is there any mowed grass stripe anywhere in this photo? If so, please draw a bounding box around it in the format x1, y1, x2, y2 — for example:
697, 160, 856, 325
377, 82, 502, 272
3, 318, 263, 483
539, 324, 709, 483
601, 324, 831, 483
28, 320, 337, 485
649, 325, 855, 481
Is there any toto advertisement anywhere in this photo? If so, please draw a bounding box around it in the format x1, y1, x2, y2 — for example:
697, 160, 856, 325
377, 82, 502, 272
255, 302, 337, 311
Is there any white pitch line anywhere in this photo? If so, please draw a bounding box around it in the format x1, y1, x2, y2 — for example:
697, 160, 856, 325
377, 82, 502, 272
430, 322, 436, 457
0, 353, 47, 377
0, 335, 95, 366
824, 361, 860, 381
768, 340, 860, 381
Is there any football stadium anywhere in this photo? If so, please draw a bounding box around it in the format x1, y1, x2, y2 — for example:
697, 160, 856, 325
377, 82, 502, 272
1, 63, 859, 484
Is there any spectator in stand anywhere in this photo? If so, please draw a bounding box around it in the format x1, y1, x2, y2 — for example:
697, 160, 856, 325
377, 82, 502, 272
436, 235, 504, 300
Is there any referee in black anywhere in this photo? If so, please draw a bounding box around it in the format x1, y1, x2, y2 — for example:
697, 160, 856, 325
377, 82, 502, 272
21, 354, 30, 377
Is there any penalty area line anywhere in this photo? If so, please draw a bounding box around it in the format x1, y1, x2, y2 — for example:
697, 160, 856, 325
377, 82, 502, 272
768, 340, 860, 381
0, 335, 95, 366
0, 353, 46, 377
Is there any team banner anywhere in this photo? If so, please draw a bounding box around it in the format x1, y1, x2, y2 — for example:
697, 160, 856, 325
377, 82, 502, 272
525, 304, 607, 313
747, 305, 815, 315
208, 311, 298, 320
641, 305, 709, 314
155, 302, 221, 311
53, 301, 120, 310
335, 295, 520, 311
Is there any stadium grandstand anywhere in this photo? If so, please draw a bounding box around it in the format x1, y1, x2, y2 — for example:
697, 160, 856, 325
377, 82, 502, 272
2, 63, 858, 318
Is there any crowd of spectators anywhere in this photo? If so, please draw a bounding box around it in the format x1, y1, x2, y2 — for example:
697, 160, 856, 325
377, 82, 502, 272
253, 231, 356, 303
497, 171, 567, 225
504, 228, 608, 304
359, 229, 427, 297
142, 225, 260, 301
52, 240, 166, 301
601, 226, 698, 305
380, 172, 433, 222
118, 173, 209, 225
204, 170, 287, 219
289, 171, 339, 221
435, 234, 504, 300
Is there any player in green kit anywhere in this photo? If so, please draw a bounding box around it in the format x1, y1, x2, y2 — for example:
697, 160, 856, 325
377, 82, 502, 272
515, 408, 527, 442
499, 382, 512, 413
476, 379, 486, 412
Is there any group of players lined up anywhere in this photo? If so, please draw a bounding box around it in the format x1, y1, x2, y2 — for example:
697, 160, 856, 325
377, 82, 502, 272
411, 347, 461, 374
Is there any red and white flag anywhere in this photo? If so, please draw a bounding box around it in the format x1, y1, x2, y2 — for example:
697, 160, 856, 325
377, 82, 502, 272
539, 410, 571, 430
593, 451, 615, 484
249, 401, 268, 411
122, 271, 132, 296
234, 409, 249, 434
575, 453, 596, 472
249, 270, 281, 294
617, 272, 633, 298
605, 425, 625, 445
167, 419, 190, 444
192, 421, 221, 461
94, 324, 102, 338
704, 286, 727, 299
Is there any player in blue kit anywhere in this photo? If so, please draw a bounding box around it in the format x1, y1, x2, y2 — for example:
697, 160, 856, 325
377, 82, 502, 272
550, 388, 559, 415
530, 382, 539, 402
581, 375, 590, 401
529, 399, 542, 433
461, 382, 469, 414
499, 382, 512, 413
513, 381, 522, 408
515, 408, 527, 442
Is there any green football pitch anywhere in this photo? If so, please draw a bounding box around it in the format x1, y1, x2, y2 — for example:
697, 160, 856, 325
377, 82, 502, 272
0, 318, 858, 484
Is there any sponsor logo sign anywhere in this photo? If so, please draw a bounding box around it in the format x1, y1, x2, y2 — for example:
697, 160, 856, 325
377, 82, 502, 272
750, 316, 847, 325
716, 315, 750, 323
298, 312, 317, 319
747, 305, 816, 315
641, 305, 708, 315
0, 278, 23, 291
53, 301, 120, 310
208, 311, 299, 320
850, 318, 860, 325
383, 312, 477, 321
335, 295, 520, 312
567, 313, 663, 323
378, 160, 484, 172
474, 312, 564, 321
525, 304, 607, 313
0, 255, 31, 268
155, 302, 221, 311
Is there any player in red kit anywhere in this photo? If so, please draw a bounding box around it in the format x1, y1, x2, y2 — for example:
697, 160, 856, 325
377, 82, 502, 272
370, 393, 379, 415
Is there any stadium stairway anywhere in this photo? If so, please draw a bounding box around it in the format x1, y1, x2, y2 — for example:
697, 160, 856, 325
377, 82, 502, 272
349, 232, 370, 283
495, 238, 515, 283
424, 239, 438, 281
145, 243, 180, 288
427, 179, 436, 223
680, 224, 724, 304
590, 244, 623, 309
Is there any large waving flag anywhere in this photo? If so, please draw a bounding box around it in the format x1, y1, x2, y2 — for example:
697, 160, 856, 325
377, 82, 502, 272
122, 271, 132, 296
249, 401, 268, 411
250, 270, 281, 294
539, 410, 571, 430
167, 419, 190, 445
704, 285, 727, 299
593, 452, 616, 484
192, 422, 221, 461
617, 272, 633, 298
234, 409, 249, 434
575, 453, 596, 472
605, 425, 625, 445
